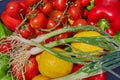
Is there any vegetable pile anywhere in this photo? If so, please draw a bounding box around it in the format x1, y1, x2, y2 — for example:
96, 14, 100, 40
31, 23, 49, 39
0, 0, 120, 80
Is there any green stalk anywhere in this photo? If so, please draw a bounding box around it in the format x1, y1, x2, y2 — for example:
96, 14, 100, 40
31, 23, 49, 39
31, 41, 120, 80
31, 25, 109, 43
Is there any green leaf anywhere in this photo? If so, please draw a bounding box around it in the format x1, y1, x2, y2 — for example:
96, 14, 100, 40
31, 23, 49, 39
0, 20, 12, 38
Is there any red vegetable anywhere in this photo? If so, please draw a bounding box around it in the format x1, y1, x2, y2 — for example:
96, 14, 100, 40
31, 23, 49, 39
12, 56, 39, 80
88, 4, 120, 33
1, 11, 22, 31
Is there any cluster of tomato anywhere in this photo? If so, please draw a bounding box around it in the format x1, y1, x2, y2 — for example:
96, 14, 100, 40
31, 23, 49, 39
0, 0, 107, 80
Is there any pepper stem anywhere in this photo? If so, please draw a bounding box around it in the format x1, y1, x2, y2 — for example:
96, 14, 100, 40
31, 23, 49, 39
86, 0, 94, 10
97, 19, 110, 30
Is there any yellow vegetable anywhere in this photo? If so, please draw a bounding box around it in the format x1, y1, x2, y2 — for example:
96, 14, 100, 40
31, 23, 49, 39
36, 47, 73, 79
71, 31, 103, 56
68, 18, 74, 25
32, 74, 50, 80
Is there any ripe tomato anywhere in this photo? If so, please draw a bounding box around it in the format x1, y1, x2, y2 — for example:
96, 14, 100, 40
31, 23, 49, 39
5, 1, 22, 18
39, 2, 53, 15
68, 5, 81, 20
81, 0, 90, 7
72, 18, 88, 26
71, 64, 83, 73
89, 72, 107, 80
46, 18, 62, 29
0, 39, 11, 53
51, 10, 67, 23
55, 33, 68, 40
52, 0, 67, 11
18, 24, 35, 39
12, 56, 39, 80
105, 28, 115, 36
74, 0, 82, 8
25, 0, 39, 7
30, 12, 48, 29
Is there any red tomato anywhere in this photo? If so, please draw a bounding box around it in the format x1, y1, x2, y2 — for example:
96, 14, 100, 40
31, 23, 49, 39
74, 0, 82, 8
39, 2, 53, 15
51, 10, 67, 23
46, 18, 62, 29
34, 29, 45, 36
72, 18, 88, 26
68, 5, 81, 20
44, 37, 55, 43
89, 72, 107, 80
5, 1, 22, 18
105, 28, 115, 36
71, 64, 83, 73
30, 12, 48, 29
81, 0, 90, 7
25, 0, 39, 7
0, 39, 11, 53
12, 56, 39, 80
55, 33, 68, 40
18, 24, 34, 39
52, 0, 67, 11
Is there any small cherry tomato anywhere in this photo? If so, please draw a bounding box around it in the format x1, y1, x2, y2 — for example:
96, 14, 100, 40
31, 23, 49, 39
5, 1, 22, 18
52, 0, 67, 11
71, 64, 83, 73
81, 0, 90, 7
105, 28, 115, 36
55, 33, 68, 40
72, 18, 88, 26
25, 0, 39, 7
46, 18, 62, 29
89, 72, 107, 80
0, 39, 11, 53
74, 0, 82, 8
30, 12, 48, 29
18, 24, 34, 39
68, 5, 81, 20
12, 56, 39, 80
39, 2, 53, 15
51, 10, 67, 23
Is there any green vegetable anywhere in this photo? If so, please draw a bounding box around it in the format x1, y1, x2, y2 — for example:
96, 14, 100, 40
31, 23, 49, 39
0, 53, 14, 80
0, 19, 12, 38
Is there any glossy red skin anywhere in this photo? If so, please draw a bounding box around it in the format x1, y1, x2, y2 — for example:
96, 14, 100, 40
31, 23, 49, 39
0, 40, 11, 53
72, 18, 88, 26
46, 18, 62, 29
74, 0, 82, 8
5, 1, 22, 18
95, 0, 119, 6
55, 33, 68, 40
89, 73, 107, 80
25, 0, 39, 7
88, 5, 120, 33
18, 24, 34, 38
1, 11, 22, 31
52, 0, 67, 11
81, 0, 90, 7
51, 10, 67, 24
68, 5, 81, 20
39, 2, 53, 15
12, 56, 39, 80
71, 64, 83, 73
34, 29, 45, 36
105, 28, 115, 36
30, 12, 48, 29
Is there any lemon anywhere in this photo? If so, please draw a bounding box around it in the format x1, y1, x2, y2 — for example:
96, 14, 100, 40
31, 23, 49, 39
32, 74, 50, 80
36, 47, 73, 79
71, 31, 103, 56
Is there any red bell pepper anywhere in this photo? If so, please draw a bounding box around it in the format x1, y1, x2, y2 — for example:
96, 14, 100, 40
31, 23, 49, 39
88, 4, 120, 34
1, 11, 22, 31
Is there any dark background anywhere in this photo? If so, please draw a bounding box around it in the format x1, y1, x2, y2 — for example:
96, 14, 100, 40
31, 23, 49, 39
0, 0, 120, 80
